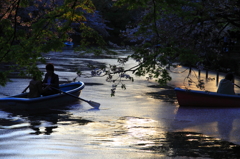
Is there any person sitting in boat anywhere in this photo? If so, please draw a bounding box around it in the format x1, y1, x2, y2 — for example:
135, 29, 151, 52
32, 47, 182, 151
27, 75, 43, 98
42, 63, 59, 96
217, 73, 235, 95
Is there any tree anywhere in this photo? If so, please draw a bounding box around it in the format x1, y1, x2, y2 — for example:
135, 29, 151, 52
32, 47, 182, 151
91, 0, 140, 45
100, 0, 240, 91
1, 0, 240, 93
0, 0, 106, 86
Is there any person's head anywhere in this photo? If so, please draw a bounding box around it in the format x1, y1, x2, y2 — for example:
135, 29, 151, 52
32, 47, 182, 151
46, 63, 54, 74
225, 73, 234, 81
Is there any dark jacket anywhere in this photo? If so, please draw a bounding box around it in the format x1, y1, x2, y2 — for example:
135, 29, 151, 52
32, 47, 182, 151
217, 79, 235, 95
42, 73, 59, 89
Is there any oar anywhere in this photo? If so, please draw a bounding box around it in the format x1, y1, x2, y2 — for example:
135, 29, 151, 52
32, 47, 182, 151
234, 84, 240, 88
50, 87, 100, 108
22, 85, 29, 93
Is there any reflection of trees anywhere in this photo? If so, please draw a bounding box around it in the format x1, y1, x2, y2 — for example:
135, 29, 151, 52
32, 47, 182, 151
146, 85, 177, 103
1, 109, 93, 135
139, 131, 240, 158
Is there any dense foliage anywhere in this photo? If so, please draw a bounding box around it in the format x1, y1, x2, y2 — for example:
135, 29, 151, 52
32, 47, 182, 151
0, 0, 106, 85
110, 0, 240, 91
0, 0, 240, 92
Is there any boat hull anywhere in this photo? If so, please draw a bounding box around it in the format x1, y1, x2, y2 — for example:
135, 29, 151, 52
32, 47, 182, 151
175, 87, 240, 107
0, 81, 85, 110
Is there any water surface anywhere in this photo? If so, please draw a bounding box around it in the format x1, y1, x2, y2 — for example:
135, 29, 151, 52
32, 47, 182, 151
1, 50, 240, 158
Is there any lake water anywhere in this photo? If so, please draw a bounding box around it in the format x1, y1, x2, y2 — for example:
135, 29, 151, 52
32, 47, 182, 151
1, 50, 240, 158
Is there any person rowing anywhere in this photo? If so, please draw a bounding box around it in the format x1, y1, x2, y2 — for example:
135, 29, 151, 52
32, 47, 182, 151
41, 63, 59, 96
24, 63, 59, 98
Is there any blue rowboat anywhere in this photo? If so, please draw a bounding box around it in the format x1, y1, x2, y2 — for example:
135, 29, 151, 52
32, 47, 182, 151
0, 81, 85, 110
64, 42, 74, 46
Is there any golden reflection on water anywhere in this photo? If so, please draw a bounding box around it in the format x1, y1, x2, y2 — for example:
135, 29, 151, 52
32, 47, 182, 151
50, 115, 170, 158
55, 115, 167, 156
168, 65, 239, 93
170, 66, 240, 95
121, 117, 161, 138
90, 116, 164, 148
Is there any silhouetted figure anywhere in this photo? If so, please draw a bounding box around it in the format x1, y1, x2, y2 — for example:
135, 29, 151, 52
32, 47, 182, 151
217, 73, 235, 95
27, 76, 42, 98
42, 63, 59, 96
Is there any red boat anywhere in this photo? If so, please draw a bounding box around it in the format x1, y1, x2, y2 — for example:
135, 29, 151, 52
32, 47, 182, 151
175, 87, 240, 107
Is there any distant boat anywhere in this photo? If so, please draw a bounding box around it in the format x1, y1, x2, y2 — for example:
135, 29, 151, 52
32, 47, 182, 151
0, 82, 84, 110
175, 87, 240, 107
64, 41, 74, 47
